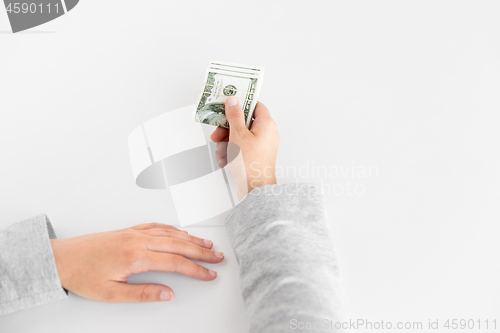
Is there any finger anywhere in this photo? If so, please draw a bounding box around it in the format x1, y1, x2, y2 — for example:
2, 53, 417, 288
216, 142, 228, 168
215, 148, 227, 161
252, 101, 272, 120
131, 223, 184, 233
215, 142, 228, 159
210, 126, 229, 142
146, 236, 223, 263
217, 157, 227, 168
106, 282, 173, 303
139, 228, 213, 249
146, 252, 218, 281
225, 97, 249, 138
250, 102, 275, 134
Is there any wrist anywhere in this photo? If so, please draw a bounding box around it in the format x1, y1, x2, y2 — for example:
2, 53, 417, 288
50, 239, 69, 290
248, 175, 277, 192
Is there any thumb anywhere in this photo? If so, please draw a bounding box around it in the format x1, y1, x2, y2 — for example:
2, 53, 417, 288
225, 97, 249, 138
107, 282, 174, 303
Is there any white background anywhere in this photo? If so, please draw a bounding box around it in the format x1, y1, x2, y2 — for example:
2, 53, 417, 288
1, 1, 499, 332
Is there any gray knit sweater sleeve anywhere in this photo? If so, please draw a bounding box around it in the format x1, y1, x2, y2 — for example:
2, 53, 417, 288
0, 214, 67, 315
225, 183, 345, 333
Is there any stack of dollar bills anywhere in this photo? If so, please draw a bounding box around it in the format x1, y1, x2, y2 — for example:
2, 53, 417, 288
194, 61, 264, 129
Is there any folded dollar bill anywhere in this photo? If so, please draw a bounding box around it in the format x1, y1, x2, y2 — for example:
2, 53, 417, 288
194, 61, 264, 129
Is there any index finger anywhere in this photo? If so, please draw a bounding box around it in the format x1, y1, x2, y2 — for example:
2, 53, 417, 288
210, 126, 229, 142
252, 101, 272, 120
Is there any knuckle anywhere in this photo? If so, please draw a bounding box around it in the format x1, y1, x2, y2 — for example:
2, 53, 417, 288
127, 248, 144, 263
120, 233, 145, 262
167, 238, 182, 248
188, 235, 203, 246
138, 222, 155, 229
149, 222, 171, 229
104, 289, 119, 303
201, 248, 213, 258
170, 254, 185, 271
140, 285, 153, 302
119, 231, 138, 244
193, 237, 204, 246
162, 229, 173, 237
197, 265, 208, 278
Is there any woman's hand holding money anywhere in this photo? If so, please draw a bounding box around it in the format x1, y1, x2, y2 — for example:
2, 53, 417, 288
210, 97, 280, 192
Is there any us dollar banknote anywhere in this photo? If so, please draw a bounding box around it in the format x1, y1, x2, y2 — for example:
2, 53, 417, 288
194, 61, 264, 129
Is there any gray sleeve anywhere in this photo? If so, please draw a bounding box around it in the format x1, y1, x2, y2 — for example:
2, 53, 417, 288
0, 214, 67, 315
225, 183, 345, 332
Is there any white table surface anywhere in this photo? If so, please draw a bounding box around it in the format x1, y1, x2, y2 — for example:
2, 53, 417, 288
1, 1, 499, 332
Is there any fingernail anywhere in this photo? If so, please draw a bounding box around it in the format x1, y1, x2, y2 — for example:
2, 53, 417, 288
203, 239, 213, 248
227, 97, 238, 107
208, 270, 217, 278
160, 290, 173, 301
181, 230, 188, 234
215, 251, 224, 259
